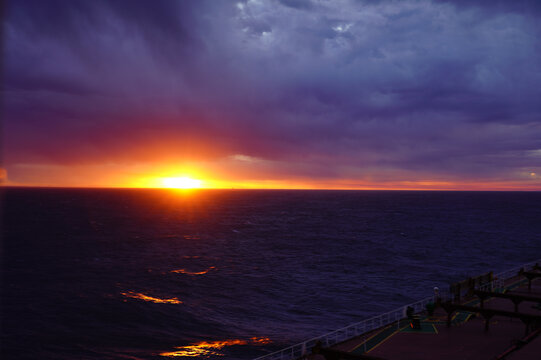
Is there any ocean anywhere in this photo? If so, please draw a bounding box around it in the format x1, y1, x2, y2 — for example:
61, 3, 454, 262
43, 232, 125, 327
1, 188, 540, 359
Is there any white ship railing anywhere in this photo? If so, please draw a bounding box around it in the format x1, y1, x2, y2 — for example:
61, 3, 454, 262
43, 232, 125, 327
477, 258, 541, 292
253, 296, 433, 360
253, 258, 540, 360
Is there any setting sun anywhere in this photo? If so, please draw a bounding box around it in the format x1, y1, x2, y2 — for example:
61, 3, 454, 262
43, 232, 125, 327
161, 177, 202, 189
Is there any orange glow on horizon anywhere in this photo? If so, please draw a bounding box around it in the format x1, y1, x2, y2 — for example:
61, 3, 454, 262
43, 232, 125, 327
160, 177, 203, 189
121, 291, 183, 304
124, 168, 541, 191
159, 337, 272, 357
3, 162, 540, 191
5, 178, 541, 191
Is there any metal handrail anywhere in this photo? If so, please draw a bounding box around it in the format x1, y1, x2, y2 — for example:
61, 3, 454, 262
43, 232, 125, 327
254, 258, 541, 360
476, 259, 541, 293
254, 295, 434, 360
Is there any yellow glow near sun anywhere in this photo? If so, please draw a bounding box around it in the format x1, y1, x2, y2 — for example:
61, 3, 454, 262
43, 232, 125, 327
161, 177, 203, 189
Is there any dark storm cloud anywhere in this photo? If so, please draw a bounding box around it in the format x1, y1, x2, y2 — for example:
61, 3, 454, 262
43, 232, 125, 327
3, 0, 541, 184
436, 0, 541, 14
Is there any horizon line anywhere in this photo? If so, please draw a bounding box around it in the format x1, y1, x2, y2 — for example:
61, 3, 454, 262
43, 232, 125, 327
1, 185, 540, 192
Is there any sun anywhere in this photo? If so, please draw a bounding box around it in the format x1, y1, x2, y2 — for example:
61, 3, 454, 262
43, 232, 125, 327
161, 177, 203, 189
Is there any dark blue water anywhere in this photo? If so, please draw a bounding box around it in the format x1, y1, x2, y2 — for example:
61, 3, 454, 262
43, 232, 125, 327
1, 188, 540, 359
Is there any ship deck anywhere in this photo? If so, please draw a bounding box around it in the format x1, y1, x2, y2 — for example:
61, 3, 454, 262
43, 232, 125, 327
309, 275, 541, 360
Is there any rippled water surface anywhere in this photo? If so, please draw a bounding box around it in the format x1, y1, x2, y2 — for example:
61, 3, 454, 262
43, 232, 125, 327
2, 188, 541, 359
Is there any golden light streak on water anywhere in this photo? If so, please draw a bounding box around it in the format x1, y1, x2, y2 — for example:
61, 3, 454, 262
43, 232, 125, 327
121, 291, 182, 304
250, 337, 272, 345
159, 337, 272, 357
170, 267, 216, 275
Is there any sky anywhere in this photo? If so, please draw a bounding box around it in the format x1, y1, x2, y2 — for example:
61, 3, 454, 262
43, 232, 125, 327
2, 0, 541, 190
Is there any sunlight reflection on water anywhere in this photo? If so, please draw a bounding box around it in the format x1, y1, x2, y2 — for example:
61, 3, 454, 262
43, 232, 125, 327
121, 291, 183, 304
159, 338, 271, 357
170, 267, 216, 275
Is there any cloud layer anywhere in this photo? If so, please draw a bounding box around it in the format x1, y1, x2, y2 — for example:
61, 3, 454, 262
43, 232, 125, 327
3, 0, 541, 187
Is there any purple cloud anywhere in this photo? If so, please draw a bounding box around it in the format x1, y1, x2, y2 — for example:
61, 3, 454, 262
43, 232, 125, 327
3, 0, 541, 186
